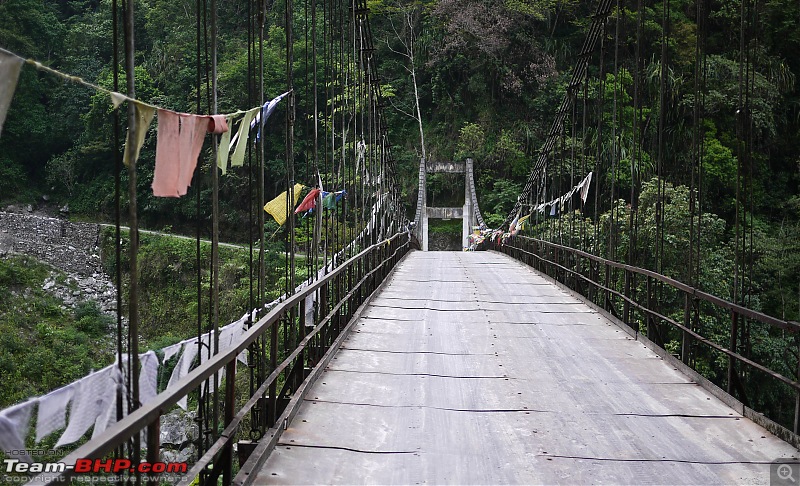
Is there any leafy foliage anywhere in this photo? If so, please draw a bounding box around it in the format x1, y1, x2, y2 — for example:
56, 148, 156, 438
99, 227, 310, 349
0, 256, 114, 408
0, 0, 798, 434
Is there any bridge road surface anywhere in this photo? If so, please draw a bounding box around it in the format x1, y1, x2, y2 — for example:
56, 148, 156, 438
254, 251, 799, 485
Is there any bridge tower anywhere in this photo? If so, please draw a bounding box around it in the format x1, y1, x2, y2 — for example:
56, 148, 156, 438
413, 157, 485, 251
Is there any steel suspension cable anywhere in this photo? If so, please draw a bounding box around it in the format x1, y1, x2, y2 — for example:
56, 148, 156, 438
657, 0, 670, 276
608, 0, 621, 263
121, 0, 141, 466
111, 0, 125, 459
594, 20, 607, 257
193, 0, 206, 465
630, 0, 643, 269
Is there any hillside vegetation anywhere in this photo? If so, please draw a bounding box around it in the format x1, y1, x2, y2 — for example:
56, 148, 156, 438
0, 0, 798, 422
0, 255, 114, 407
0, 0, 796, 321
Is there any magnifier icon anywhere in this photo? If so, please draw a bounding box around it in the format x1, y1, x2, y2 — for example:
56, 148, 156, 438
778, 464, 797, 483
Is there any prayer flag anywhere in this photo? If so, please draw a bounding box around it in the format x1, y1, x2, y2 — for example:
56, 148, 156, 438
216, 114, 234, 175
0, 399, 35, 459
264, 183, 304, 226
252, 91, 290, 140
206, 114, 229, 134
230, 107, 259, 168
36, 385, 74, 443
518, 214, 531, 231
0, 50, 24, 138
110, 91, 126, 109
322, 190, 346, 209
295, 188, 321, 214
123, 102, 156, 168
152, 110, 208, 197
580, 172, 593, 203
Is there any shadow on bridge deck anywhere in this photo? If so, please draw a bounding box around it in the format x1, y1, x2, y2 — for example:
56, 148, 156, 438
252, 251, 798, 485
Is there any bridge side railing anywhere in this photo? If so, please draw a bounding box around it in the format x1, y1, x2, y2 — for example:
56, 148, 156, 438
496, 235, 800, 447
36, 232, 411, 485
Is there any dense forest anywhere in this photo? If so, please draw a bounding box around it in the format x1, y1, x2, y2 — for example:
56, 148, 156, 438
2, 0, 798, 313
0, 0, 798, 425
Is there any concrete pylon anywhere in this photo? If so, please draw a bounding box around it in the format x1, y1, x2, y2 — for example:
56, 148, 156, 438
413, 157, 484, 251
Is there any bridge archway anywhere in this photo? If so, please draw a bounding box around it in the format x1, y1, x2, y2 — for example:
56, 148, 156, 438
413, 157, 484, 251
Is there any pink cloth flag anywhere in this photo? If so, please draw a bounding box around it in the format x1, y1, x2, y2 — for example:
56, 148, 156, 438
152, 110, 209, 197
207, 114, 229, 134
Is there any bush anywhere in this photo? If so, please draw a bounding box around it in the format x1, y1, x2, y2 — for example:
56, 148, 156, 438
0, 257, 114, 408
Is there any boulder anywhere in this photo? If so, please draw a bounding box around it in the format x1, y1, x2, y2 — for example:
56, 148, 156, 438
160, 409, 199, 448
161, 444, 197, 464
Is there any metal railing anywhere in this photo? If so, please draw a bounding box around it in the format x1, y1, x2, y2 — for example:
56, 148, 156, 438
35, 232, 411, 485
496, 235, 800, 446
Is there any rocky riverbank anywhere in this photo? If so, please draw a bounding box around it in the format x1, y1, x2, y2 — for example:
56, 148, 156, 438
0, 210, 118, 315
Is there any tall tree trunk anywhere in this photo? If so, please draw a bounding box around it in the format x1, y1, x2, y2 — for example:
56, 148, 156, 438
407, 11, 426, 160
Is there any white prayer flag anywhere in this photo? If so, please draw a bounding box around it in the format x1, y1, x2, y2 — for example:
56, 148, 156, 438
36, 384, 74, 443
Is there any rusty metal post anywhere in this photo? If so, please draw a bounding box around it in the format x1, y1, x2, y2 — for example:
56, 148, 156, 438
630, 272, 637, 333
267, 310, 280, 427
604, 263, 611, 311
536, 241, 548, 274
335, 271, 343, 335
146, 417, 160, 486
540, 241, 545, 273
222, 360, 235, 484
376, 246, 381, 289
358, 250, 365, 305
646, 276, 653, 342
289, 303, 297, 356
623, 270, 631, 327
527, 240, 532, 267
333, 272, 340, 338
383, 240, 389, 279
795, 337, 799, 435
377, 245, 383, 290
347, 263, 354, 321
539, 241, 544, 273
297, 298, 307, 389
727, 311, 739, 395
386, 242, 391, 276
317, 282, 328, 364
300, 296, 307, 333
366, 248, 373, 295
682, 293, 691, 364
553, 245, 558, 281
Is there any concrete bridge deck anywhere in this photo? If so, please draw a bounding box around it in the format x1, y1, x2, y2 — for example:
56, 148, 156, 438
254, 251, 798, 485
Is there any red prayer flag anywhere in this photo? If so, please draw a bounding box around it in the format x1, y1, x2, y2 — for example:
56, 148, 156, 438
294, 188, 321, 214
207, 114, 229, 134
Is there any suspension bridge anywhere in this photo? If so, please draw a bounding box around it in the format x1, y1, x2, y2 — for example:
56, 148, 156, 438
1, 0, 799, 483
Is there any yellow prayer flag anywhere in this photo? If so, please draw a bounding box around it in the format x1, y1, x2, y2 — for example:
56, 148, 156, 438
518, 213, 531, 231
264, 183, 304, 226
123, 102, 156, 167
